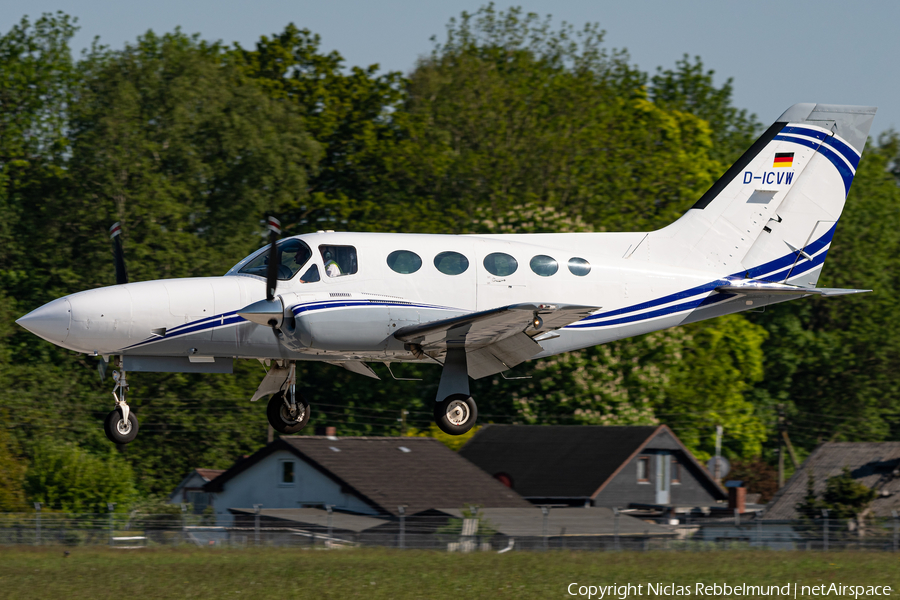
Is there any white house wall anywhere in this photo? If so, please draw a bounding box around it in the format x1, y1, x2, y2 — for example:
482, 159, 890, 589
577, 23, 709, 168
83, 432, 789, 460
210, 449, 378, 526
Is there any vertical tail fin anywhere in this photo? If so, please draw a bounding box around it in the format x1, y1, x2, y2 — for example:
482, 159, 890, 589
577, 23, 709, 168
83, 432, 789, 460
648, 103, 876, 284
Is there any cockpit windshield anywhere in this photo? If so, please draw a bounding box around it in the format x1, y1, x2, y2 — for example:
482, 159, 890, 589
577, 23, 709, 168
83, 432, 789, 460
238, 239, 312, 280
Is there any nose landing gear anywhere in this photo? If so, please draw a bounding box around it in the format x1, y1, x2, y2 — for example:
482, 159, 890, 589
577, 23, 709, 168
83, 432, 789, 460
264, 362, 311, 435
104, 368, 139, 444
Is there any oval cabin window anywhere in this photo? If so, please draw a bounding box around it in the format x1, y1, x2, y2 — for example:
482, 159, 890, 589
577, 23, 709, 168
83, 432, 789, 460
483, 252, 518, 277
386, 250, 422, 274
529, 255, 558, 277
434, 251, 470, 275
567, 257, 591, 276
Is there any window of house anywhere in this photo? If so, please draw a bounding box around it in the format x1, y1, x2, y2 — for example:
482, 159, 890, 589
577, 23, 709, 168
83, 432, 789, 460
280, 460, 295, 486
671, 459, 681, 484
637, 456, 650, 483
483, 252, 518, 276
434, 251, 469, 275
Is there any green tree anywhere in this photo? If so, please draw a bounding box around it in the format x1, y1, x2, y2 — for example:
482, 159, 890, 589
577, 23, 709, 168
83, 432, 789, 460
796, 467, 877, 520
650, 55, 761, 165
748, 135, 900, 452
24, 441, 138, 512
232, 24, 405, 233
0, 426, 27, 511
391, 5, 720, 233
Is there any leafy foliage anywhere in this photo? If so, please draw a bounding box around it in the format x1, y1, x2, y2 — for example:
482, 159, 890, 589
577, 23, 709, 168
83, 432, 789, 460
24, 440, 137, 512
796, 468, 877, 520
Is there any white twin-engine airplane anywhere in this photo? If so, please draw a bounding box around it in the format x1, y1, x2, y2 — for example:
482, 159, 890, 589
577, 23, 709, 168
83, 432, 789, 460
16, 103, 876, 444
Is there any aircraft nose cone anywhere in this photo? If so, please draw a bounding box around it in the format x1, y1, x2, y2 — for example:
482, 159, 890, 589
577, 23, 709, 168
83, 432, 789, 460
15, 298, 72, 344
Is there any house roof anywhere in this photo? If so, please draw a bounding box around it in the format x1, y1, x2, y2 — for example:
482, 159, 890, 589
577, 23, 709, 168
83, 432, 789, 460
458, 424, 724, 501
205, 436, 531, 516
434, 507, 676, 537
764, 442, 900, 520
195, 469, 225, 482
228, 508, 388, 533
168, 468, 227, 502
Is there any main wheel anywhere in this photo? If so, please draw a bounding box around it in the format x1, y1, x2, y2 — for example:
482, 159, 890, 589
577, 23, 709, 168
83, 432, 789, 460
267, 391, 310, 434
434, 394, 478, 436
104, 410, 139, 444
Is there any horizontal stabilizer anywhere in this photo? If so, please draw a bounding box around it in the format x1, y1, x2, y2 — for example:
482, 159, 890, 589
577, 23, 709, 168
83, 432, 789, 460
717, 281, 871, 296
394, 303, 599, 351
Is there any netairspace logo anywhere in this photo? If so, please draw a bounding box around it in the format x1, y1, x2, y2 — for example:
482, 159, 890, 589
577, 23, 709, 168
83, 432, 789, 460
566, 582, 894, 599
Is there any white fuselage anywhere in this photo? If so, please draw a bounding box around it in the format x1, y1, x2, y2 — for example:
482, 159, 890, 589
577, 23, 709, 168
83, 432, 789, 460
17, 228, 820, 366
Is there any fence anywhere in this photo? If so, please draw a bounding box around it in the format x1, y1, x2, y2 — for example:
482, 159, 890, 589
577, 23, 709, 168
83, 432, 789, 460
1, 511, 898, 552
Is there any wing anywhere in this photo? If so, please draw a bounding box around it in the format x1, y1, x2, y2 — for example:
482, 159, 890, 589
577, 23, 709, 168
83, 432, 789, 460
394, 303, 599, 379
716, 281, 871, 296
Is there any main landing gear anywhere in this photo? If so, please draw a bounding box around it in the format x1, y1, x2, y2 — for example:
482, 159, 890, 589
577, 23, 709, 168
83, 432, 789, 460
104, 368, 139, 444
432, 347, 478, 436
264, 362, 310, 434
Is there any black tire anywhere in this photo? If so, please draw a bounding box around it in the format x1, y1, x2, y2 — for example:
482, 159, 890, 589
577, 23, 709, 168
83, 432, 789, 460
434, 394, 478, 436
104, 410, 139, 444
267, 391, 310, 434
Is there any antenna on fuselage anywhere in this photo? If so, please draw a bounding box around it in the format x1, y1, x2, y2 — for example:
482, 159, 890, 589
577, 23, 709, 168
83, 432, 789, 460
109, 222, 128, 285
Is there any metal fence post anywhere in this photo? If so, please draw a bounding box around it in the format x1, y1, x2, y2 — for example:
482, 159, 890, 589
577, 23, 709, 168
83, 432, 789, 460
398, 506, 406, 550
541, 506, 549, 551
181, 503, 189, 544
756, 510, 763, 548
822, 509, 829, 552
326, 505, 334, 548
613, 507, 620, 551
33, 503, 41, 546
253, 504, 262, 546
107, 503, 116, 546
892, 510, 898, 553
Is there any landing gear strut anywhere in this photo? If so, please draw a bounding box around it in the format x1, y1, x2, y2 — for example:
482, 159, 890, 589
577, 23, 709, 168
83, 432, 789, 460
265, 362, 310, 434
104, 367, 139, 444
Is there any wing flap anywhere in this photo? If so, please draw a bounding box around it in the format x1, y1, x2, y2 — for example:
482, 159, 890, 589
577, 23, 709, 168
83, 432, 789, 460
466, 332, 543, 379
394, 302, 599, 351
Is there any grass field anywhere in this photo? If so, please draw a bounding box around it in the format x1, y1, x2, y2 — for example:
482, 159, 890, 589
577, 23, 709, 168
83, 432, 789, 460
0, 547, 898, 599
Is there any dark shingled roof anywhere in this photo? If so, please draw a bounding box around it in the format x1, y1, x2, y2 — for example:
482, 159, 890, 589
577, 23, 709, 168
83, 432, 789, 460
206, 436, 531, 516
459, 424, 664, 499
764, 442, 900, 520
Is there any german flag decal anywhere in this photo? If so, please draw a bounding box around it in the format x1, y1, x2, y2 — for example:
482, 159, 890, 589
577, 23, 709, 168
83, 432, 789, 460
773, 152, 794, 168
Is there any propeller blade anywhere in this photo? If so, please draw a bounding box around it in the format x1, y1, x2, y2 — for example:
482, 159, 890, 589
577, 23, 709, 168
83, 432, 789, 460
109, 222, 128, 285
265, 216, 281, 302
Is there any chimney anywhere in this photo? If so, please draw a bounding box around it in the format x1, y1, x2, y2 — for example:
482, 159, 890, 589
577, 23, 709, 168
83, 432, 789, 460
726, 482, 746, 514
315, 426, 337, 437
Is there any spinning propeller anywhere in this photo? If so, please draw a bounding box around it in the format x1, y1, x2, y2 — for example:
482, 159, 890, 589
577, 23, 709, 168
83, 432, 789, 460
109, 222, 128, 285
265, 216, 281, 304
236, 216, 287, 333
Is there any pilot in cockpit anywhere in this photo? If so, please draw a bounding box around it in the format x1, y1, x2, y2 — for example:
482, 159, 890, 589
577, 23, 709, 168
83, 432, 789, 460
322, 249, 342, 278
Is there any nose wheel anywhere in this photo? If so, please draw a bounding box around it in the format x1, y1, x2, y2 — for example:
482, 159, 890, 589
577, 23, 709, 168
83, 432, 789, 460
104, 368, 139, 444
104, 409, 139, 444
434, 394, 478, 436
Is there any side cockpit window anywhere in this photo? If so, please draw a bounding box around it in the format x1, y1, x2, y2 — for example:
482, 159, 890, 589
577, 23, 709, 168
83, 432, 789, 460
319, 245, 358, 278
239, 239, 312, 280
